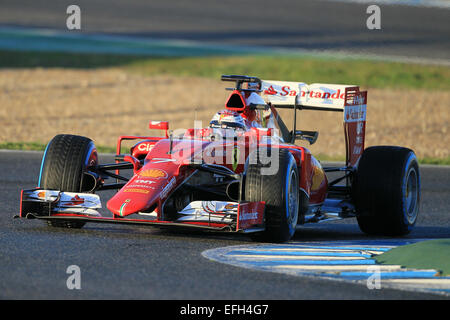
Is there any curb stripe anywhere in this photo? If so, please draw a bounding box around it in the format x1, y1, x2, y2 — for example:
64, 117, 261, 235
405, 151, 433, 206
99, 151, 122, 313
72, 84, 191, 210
337, 270, 442, 279
231, 255, 368, 260
231, 259, 377, 266
242, 247, 386, 254
202, 240, 450, 297
227, 250, 372, 258
383, 278, 450, 285
272, 264, 404, 271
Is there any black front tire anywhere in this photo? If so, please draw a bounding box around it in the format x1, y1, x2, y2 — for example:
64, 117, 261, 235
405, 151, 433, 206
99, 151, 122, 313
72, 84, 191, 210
245, 148, 299, 243
39, 134, 98, 229
354, 146, 420, 236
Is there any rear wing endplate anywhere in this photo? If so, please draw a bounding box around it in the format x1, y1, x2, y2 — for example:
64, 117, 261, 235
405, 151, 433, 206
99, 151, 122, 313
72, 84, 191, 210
343, 87, 367, 167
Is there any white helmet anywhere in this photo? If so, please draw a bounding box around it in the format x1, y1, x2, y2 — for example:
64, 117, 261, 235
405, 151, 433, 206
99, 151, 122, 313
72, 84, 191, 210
210, 110, 246, 130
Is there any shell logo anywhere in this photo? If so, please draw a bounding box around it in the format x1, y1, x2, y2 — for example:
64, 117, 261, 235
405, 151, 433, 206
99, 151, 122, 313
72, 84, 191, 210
139, 169, 167, 179
311, 166, 325, 191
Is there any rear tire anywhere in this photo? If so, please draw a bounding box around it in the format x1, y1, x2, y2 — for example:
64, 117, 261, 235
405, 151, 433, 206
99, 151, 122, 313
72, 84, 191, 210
354, 146, 420, 236
39, 134, 98, 229
245, 148, 299, 243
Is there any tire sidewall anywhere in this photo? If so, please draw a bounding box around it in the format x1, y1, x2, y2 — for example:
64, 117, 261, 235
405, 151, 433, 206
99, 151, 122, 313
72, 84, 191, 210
401, 152, 420, 230
283, 154, 299, 238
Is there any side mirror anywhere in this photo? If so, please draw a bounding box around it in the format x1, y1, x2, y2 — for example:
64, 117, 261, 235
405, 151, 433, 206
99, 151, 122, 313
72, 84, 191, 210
149, 121, 169, 138
293, 130, 319, 145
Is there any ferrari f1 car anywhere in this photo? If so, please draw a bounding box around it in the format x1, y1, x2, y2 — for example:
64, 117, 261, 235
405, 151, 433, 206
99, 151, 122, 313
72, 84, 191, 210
18, 75, 421, 242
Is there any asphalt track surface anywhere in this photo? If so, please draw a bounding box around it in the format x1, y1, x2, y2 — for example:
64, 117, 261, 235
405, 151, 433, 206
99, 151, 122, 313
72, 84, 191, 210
0, 0, 449, 61
1, 150, 449, 300
1, 0, 449, 304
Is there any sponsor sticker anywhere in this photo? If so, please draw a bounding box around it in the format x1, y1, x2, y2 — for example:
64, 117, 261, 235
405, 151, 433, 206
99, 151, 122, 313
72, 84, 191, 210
139, 169, 168, 179
65, 195, 85, 206
345, 105, 367, 123
123, 188, 150, 194
126, 184, 155, 190
311, 166, 326, 191
240, 212, 259, 221
135, 179, 156, 185
137, 143, 154, 152
224, 203, 239, 210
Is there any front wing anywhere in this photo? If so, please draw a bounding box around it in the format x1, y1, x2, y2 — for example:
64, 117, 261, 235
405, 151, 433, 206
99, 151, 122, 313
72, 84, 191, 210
19, 189, 265, 233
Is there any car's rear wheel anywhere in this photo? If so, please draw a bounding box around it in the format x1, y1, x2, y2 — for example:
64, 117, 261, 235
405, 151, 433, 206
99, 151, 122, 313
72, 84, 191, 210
245, 148, 299, 242
354, 146, 420, 236
39, 134, 98, 228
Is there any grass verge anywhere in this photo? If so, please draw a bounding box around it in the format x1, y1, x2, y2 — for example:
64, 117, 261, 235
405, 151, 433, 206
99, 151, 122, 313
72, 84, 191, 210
375, 240, 450, 276
1, 142, 449, 165
1, 50, 449, 90
126, 56, 450, 91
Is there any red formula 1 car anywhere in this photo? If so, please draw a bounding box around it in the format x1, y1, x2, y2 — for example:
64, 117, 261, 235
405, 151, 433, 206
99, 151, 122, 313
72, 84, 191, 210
18, 75, 421, 242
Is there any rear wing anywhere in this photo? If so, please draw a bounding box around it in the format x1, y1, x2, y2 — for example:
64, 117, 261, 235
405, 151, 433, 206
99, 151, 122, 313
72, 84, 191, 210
261, 80, 351, 112
261, 80, 367, 167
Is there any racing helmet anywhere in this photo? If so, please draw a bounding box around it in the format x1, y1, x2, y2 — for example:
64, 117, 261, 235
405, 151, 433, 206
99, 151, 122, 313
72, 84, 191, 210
247, 81, 261, 91
210, 110, 246, 130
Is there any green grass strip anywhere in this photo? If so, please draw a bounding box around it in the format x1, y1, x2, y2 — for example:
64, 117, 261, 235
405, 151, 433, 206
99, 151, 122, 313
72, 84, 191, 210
375, 239, 450, 276
126, 56, 450, 91
1, 50, 449, 90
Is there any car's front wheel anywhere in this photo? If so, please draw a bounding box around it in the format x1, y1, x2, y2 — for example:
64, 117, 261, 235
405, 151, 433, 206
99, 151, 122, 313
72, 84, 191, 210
245, 148, 299, 242
39, 134, 98, 228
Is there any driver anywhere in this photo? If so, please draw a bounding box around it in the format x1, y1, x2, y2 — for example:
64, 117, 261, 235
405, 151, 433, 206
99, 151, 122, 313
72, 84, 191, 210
210, 109, 247, 131
241, 82, 264, 128
242, 82, 277, 131
182, 110, 246, 140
